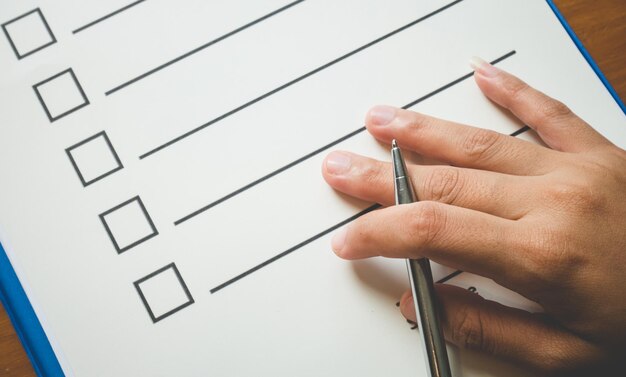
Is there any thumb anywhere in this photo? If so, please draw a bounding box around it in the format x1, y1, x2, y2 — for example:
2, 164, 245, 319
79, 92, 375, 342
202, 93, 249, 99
399, 284, 605, 375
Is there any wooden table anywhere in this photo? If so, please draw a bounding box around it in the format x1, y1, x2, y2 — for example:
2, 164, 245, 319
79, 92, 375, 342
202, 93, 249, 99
1, 1, 625, 375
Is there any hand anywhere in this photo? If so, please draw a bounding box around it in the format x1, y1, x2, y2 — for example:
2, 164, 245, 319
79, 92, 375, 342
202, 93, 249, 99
321, 59, 626, 375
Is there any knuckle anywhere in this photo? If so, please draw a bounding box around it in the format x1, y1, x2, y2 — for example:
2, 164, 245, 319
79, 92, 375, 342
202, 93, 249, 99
360, 161, 388, 187
423, 168, 464, 204
535, 98, 573, 124
502, 76, 531, 103
461, 129, 501, 162
408, 202, 446, 247
543, 180, 605, 214
404, 112, 435, 134
530, 320, 603, 375
547, 232, 585, 273
523, 226, 583, 286
453, 306, 497, 354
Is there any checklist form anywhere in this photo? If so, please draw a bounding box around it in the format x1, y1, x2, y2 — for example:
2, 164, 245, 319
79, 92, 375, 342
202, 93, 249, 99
0, 1, 625, 376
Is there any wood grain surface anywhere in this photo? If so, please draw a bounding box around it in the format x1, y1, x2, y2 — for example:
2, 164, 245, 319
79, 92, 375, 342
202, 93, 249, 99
1, 1, 624, 375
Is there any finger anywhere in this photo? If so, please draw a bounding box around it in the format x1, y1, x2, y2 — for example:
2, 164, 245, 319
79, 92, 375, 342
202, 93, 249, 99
399, 285, 605, 374
322, 151, 530, 220
471, 57, 611, 153
331, 201, 529, 286
365, 105, 562, 175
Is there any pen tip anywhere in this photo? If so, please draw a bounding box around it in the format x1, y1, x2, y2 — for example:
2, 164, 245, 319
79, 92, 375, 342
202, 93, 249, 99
392, 139, 398, 148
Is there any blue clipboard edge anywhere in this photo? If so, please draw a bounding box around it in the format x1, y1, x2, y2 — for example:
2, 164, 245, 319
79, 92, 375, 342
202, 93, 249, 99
0, 243, 64, 376
547, 0, 626, 115
0, 2, 624, 376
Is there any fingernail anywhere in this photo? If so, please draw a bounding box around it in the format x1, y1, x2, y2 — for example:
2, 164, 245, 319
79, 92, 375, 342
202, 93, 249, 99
368, 105, 397, 126
325, 151, 351, 175
469, 56, 499, 77
400, 294, 414, 316
331, 227, 347, 255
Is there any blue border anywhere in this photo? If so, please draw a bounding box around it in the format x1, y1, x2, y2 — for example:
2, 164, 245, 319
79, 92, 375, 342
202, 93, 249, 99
0, 244, 64, 376
547, 0, 626, 115
0, 2, 624, 376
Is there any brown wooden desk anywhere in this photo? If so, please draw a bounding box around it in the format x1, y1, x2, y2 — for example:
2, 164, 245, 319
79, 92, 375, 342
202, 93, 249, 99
1, 1, 625, 375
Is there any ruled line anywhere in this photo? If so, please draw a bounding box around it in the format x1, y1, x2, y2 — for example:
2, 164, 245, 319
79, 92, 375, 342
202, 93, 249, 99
72, 0, 147, 34
174, 50, 517, 226
206, 120, 526, 293
138, 0, 466, 159
105, 0, 306, 95
436, 270, 463, 284
510, 125, 531, 137
209, 204, 381, 294
173, 127, 366, 225
207, 53, 526, 293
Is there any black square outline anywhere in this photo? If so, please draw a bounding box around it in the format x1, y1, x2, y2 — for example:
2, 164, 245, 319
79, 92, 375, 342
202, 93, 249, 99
134, 263, 195, 323
32, 68, 90, 123
2, 8, 57, 60
65, 131, 124, 187
99, 196, 158, 254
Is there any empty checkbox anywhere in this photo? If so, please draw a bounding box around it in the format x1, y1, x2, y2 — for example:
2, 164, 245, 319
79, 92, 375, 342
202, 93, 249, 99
100, 196, 158, 254
134, 263, 194, 323
2, 8, 56, 59
66, 131, 123, 187
33, 68, 89, 122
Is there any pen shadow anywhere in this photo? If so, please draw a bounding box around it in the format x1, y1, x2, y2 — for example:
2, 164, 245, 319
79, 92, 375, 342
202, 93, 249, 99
350, 258, 408, 300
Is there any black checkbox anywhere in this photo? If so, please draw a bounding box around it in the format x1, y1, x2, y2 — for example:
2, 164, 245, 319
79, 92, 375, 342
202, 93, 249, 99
66, 131, 124, 187
134, 263, 195, 323
2, 8, 56, 59
99, 196, 158, 254
33, 68, 90, 122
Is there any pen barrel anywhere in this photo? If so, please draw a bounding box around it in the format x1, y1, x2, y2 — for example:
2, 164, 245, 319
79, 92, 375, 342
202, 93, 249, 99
392, 148, 416, 204
395, 176, 416, 204
407, 258, 452, 377
393, 144, 451, 376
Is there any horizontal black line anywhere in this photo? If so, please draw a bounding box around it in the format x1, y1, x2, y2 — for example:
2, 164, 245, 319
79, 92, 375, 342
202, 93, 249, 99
510, 125, 531, 137
174, 127, 366, 225
206, 122, 527, 294
174, 50, 517, 225
204, 50, 519, 293
436, 270, 463, 284
210, 204, 381, 294
139, 0, 466, 159
105, 0, 305, 95
402, 50, 517, 109
72, 0, 146, 34
510, 126, 529, 137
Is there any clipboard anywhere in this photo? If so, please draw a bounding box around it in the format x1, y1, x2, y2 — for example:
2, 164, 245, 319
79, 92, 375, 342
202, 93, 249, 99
0, 1, 624, 375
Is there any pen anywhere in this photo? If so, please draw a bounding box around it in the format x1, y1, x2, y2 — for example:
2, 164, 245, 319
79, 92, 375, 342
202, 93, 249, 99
391, 139, 452, 377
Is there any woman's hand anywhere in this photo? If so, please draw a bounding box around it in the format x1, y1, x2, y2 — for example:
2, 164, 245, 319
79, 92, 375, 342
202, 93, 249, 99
322, 59, 626, 375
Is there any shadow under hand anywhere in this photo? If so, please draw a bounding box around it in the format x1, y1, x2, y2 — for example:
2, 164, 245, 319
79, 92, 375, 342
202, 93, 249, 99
350, 258, 408, 300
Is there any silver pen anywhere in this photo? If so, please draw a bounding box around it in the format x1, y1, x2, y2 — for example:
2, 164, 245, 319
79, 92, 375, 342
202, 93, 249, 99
392, 140, 452, 377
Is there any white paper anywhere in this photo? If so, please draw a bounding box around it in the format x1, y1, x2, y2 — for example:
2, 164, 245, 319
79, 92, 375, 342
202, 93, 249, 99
1, 1, 624, 376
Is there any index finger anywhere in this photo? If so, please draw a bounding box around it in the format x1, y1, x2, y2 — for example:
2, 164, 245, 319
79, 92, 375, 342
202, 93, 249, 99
365, 106, 563, 176
331, 201, 532, 290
